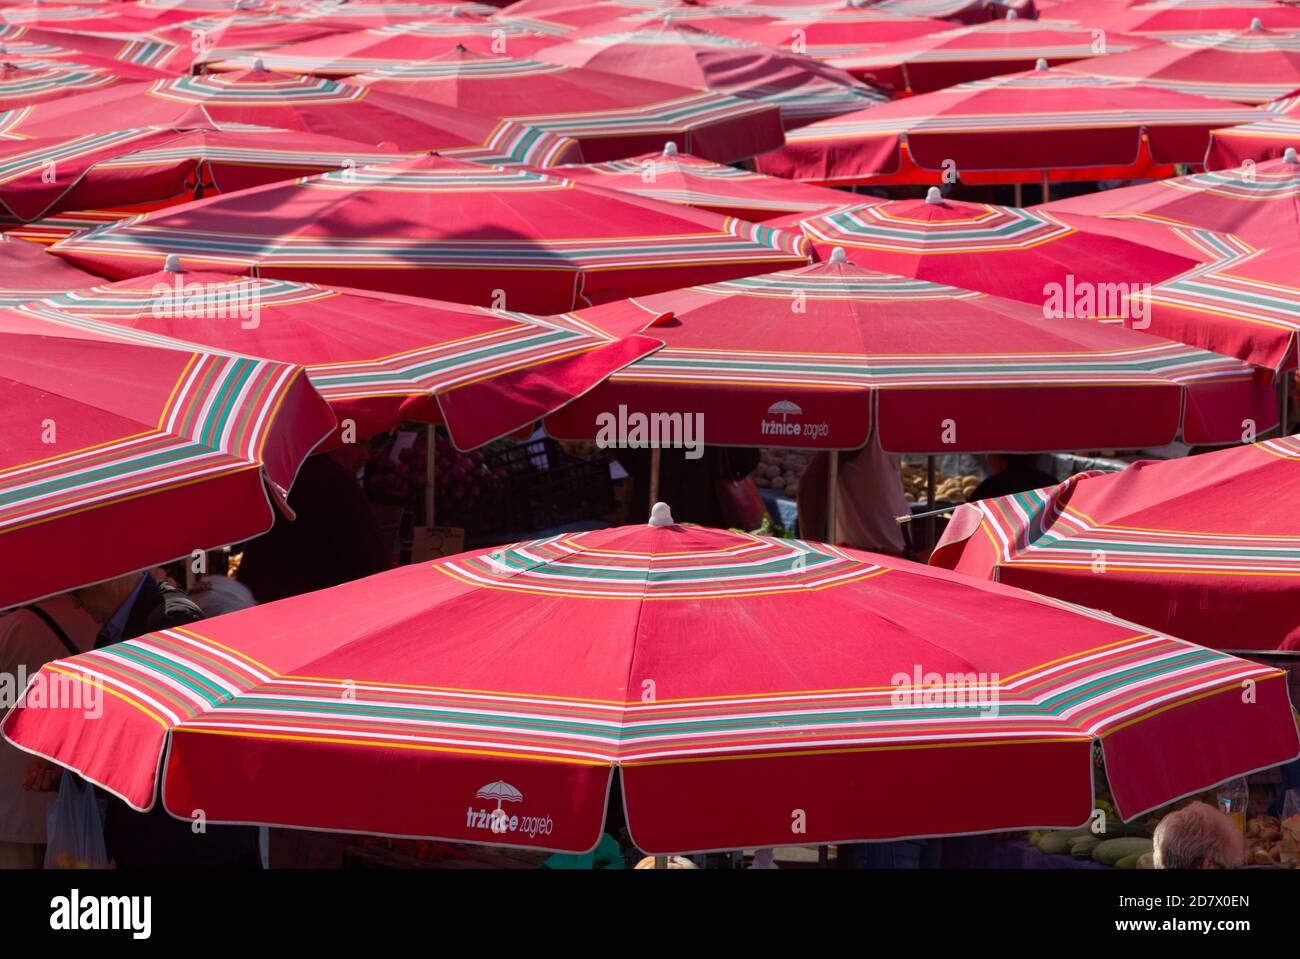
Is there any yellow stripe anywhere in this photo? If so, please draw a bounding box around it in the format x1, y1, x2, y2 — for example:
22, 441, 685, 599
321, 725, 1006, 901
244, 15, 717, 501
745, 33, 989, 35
172, 726, 609, 764
45, 665, 171, 729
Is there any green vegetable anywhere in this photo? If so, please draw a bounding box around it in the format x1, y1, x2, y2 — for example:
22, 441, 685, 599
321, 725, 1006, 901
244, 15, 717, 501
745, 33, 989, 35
1092, 838, 1154, 866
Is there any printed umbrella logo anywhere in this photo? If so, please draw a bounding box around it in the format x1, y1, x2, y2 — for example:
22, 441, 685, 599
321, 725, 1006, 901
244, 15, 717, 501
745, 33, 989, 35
476, 780, 523, 833
768, 400, 802, 421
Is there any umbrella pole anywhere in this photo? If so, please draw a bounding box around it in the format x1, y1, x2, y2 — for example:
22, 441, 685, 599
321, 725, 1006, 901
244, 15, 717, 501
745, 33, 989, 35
649, 446, 661, 510
827, 450, 839, 543
1280, 376, 1291, 437
1041, 171, 1050, 204
925, 455, 937, 550
1013, 182, 1022, 207
818, 845, 829, 869
425, 423, 436, 527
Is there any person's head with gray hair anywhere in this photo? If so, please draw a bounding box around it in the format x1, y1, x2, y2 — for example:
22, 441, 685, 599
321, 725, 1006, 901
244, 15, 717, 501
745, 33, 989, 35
1152, 801, 1245, 869
187, 575, 257, 619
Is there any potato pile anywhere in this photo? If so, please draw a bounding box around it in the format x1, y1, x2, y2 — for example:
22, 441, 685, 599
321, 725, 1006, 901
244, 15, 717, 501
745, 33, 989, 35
751, 448, 811, 498
901, 462, 980, 504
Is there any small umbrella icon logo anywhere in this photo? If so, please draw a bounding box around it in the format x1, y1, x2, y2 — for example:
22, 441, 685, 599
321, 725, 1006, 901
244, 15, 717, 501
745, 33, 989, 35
476, 781, 523, 834
767, 400, 802, 421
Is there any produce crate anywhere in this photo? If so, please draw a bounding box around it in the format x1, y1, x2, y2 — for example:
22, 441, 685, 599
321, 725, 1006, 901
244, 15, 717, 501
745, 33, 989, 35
439, 436, 615, 544
515, 448, 615, 533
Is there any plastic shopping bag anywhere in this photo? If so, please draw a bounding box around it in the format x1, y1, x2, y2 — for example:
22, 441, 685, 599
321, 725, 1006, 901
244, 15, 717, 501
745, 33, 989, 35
44, 771, 110, 869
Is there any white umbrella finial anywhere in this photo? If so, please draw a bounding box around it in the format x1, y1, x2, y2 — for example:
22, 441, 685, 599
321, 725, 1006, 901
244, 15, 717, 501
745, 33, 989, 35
663, 140, 678, 156
1286, 147, 1298, 163
1035, 58, 1049, 71
926, 186, 943, 204
164, 254, 184, 273
252, 56, 266, 72
1250, 16, 1263, 30
648, 502, 675, 527
1007, 8, 1018, 19
829, 246, 848, 264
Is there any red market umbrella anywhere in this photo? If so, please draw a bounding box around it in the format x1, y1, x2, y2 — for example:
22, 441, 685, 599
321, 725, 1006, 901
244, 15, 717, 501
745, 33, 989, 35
755, 62, 1260, 185
726, 0, 1027, 24
5, 514, 1296, 851
345, 45, 786, 162
769, 193, 1245, 311
1138, 241, 1300, 370
296, 1, 504, 28
2, 209, 138, 247
165, 12, 359, 71
0, 23, 186, 70
0, 68, 583, 165
0, 4, 165, 32
1062, 20, 1300, 104
932, 434, 1300, 650
0, 125, 421, 222
1046, 0, 1300, 38
1206, 114, 1300, 167
546, 257, 1277, 451
545, 140, 855, 220
206, 13, 567, 73
0, 54, 168, 111
47, 154, 811, 313
488, 0, 685, 30
1039, 153, 1300, 249
28, 266, 666, 449
0, 234, 100, 306
833, 15, 1154, 94
0, 303, 336, 609
705, 7, 951, 64
532, 17, 887, 128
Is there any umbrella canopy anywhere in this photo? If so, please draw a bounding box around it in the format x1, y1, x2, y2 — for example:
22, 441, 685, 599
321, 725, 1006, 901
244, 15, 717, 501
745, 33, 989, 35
47, 155, 811, 313
1062, 21, 1300, 104
0, 234, 100, 307
2, 210, 137, 247
546, 258, 1277, 451
755, 63, 1259, 185
770, 194, 1244, 310
932, 434, 1300, 650
0, 125, 420, 222
206, 14, 568, 73
28, 268, 666, 449
168, 12, 357, 70
487, 0, 688, 30
345, 46, 787, 162
0, 69, 583, 165
296, 1, 502, 28
0, 23, 187, 71
1045, 0, 1300, 38
833, 16, 1154, 94
1205, 114, 1300, 168
0, 303, 336, 609
0, 55, 168, 110
5, 515, 1296, 851
532, 18, 887, 128
704, 7, 951, 63
545, 141, 854, 220
1138, 242, 1300, 370
0, 4, 164, 33
1038, 154, 1300, 249
725, 0, 1026, 24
